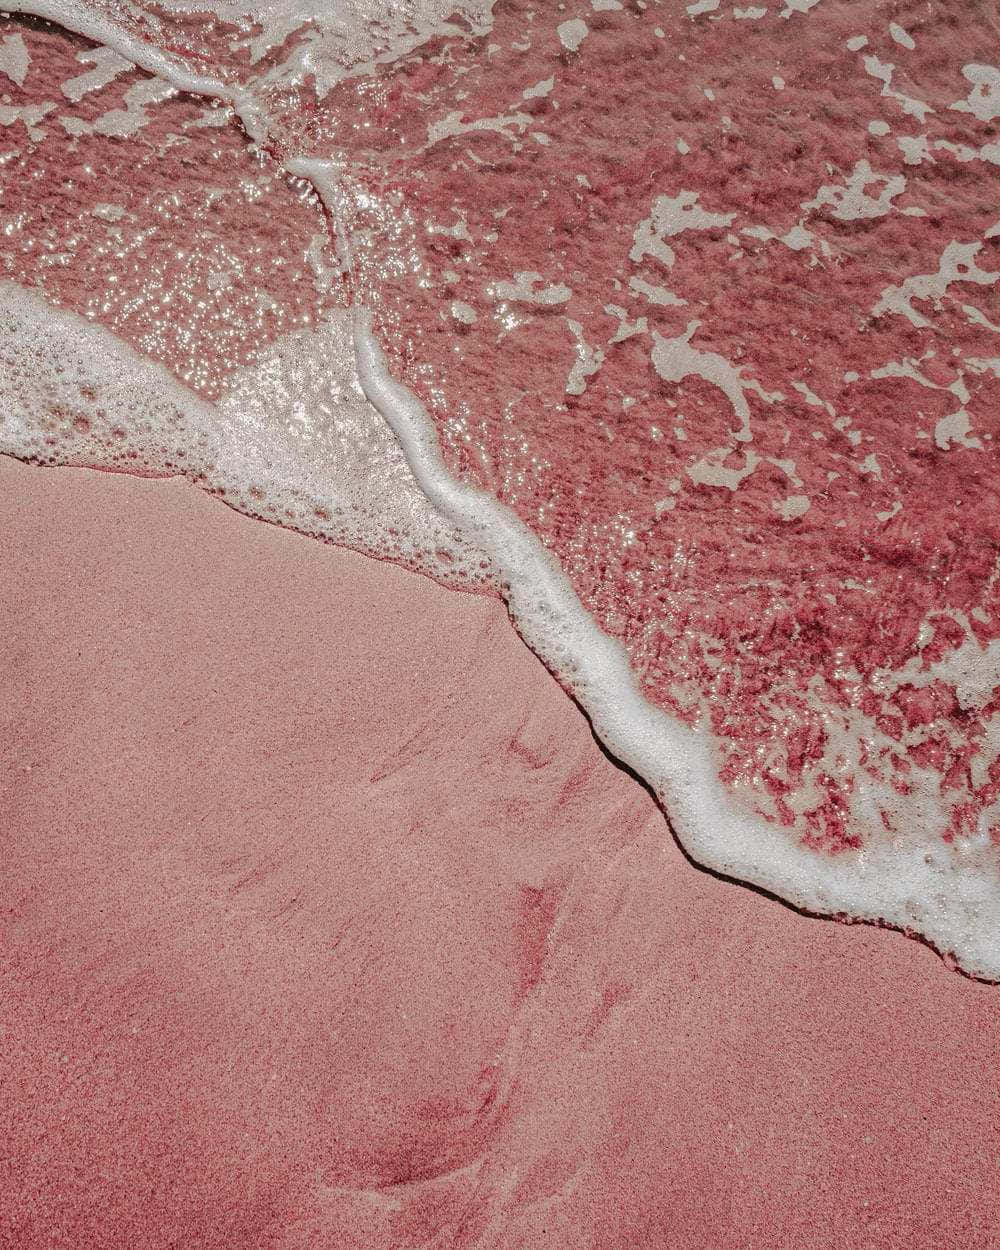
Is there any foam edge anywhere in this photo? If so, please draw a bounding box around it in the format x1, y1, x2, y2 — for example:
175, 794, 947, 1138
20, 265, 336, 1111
354, 310, 1000, 983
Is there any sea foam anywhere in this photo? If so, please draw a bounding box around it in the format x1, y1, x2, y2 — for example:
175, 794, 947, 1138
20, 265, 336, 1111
0, 281, 492, 588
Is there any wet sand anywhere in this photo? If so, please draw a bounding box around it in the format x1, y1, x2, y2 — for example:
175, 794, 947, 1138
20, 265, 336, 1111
3, 453, 999, 1249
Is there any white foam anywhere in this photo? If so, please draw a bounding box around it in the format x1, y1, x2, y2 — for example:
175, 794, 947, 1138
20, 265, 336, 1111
803, 158, 905, 221
15, 0, 496, 101
862, 53, 934, 123
9, 0, 269, 141
556, 19, 589, 53
60, 46, 130, 103
0, 99, 54, 139
630, 190, 736, 267
156, 0, 496, 96
873, 240, 1000, 328
651, 321, 753, 441
951, 64, 1000, 124
0, 32, 30, 86
490, 272, 572, 306
0, 282, 492, 589
888, 22, 915, 51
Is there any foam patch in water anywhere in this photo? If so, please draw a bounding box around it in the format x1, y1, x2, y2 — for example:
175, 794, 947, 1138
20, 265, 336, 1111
0, 281, 492, 587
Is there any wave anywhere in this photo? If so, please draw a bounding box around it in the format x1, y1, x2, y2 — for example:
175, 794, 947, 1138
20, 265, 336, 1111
3, 0, 999, 977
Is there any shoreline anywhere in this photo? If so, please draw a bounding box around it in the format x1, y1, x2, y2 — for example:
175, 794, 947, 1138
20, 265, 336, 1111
4, 454, 998, 1248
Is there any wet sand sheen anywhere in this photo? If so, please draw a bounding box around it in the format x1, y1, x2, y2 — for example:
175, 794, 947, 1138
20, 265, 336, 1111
2, 453, 999, 1249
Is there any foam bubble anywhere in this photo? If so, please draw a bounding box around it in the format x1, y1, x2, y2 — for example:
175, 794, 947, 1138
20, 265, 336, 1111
0, 281, 493, 589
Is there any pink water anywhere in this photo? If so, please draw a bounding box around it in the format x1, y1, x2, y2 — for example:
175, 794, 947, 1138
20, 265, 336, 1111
2, 5, 999, 950
312, 0, 1000, 860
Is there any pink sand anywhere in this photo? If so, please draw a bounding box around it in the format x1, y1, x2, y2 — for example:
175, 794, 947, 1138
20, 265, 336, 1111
2, 453, 998, 1249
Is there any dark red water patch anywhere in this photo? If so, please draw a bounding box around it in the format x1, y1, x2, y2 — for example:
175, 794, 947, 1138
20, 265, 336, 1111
286, 0, 1000, 857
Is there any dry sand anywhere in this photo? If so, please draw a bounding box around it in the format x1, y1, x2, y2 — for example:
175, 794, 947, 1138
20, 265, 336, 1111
3, 453, 999, 1249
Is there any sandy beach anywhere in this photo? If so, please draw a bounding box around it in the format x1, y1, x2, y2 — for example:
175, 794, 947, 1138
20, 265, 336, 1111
3, 0, 1000, 1241
4, 453, 998, 1249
